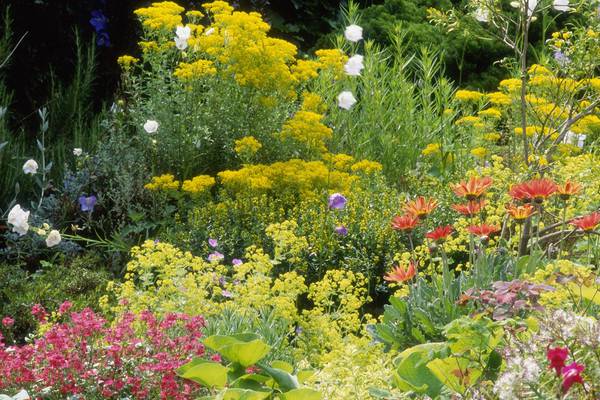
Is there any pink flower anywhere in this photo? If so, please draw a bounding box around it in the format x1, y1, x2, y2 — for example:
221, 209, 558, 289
547, 347, 569, 375
31, 303, 48, 322
561, 362, 584, 392
2, 316, 15, 327
58, 301, 73, 314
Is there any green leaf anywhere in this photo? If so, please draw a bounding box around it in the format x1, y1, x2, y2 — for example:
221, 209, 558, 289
260, 365, 299, 391
427, 357, 482, 394
392, 343, 445, 397
221, 388, 272, 400
204, 334, 270, 367
271, 360, 294, 373
279, 388, 321, 400
176, 359, 228, 388
569, 283, 600, 305
296, 370, 315, 384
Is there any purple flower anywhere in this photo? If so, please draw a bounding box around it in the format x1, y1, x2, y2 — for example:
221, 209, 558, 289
335, 225, 348, 236
328, 193, 347, 210
554, 50, 570, 67
208, 251, 224, 262
208, 238, 218, 248
78, 195, 97, 212
89, 10, 110, 47
219, 276, 226, 286
232, 258, 243, 266
221, 289, 233, 298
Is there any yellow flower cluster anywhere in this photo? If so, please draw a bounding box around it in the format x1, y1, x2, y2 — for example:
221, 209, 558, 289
181, 175, 216, 195
325, 153, 355, 171
265, 220, 309, 267
315, 49, 348, 78
455, 115, 484, 129
280, 111, 333, 153
234, 136, 262, 157
486, 91, 511, 106
350, 159, 383, 174
478, 108, 502, 119
422, 142, 441, 156
301, 92, 327, 114
117, 55, 139, 70
134, 1, 184, 31
144, 174, 180, 191
454, 89, 483, 102
173, 60, 217, 81
218, 159, 357, 197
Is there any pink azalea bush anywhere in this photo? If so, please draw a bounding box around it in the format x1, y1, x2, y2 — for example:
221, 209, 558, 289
0, 304, 207, 399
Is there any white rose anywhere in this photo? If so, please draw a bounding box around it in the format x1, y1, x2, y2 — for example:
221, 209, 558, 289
344, 54, 364, 76
45, 229, 61, 247
337, 91, 357, 110
553, 0, 569, 11
344, 24, 363, 42
175, 25, 191, 40
143, 120, 159, 133
22, 159, 38, 175
73, 148, 83, 156
7, 204, 30, 236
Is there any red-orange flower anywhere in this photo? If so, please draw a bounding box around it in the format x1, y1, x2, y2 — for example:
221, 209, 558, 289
452, 200, 487, 217
506, 204, 535, 223
509, 178, 557, 203
467, 224, 500, 238
557, 181, 582, 201
384, 261, 417, 283
426, 225, 454, 242
570, 212, 600, 232
451, 176, 493, 200
391, 214, 420, 231
403, 196, 438, 218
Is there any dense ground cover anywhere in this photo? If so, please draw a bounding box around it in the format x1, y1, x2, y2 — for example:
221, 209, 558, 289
1, 0, 600, 399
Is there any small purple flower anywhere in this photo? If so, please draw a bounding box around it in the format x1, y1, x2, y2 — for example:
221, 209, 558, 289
554, 50, 570, 67
221, 289, 233, 298
208, 251, 224, 262
335, 225, 348, 236
78, 195, 97, 212
208, 238, 218, 248
232, 258, 243, 266
153, 239, 160, 245
295, 326, 303, 335
328, 193, 347, 210
219, 276, 226, 286
89, 10, 110, 47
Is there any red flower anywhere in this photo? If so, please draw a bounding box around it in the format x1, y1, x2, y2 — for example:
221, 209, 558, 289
426, 225, 454, 243
557, 181, 582, 201
506, 203, 535, 223
391, 214, 420, 231
467, 224, 500, 239
452, 200, 486, 217
384, 261, 417, 283
547, 347, 568, 375
509, 178, 557, 203
561, 362, 584, 392
570, 212, 600, 232
451, 176, 493, 200
403, 196, 438, 218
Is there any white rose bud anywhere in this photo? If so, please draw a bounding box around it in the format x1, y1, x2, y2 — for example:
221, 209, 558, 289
344, 24, 363, 42
7, 204, 30, 236
45, 229, 62, 247
337, 91, 357, 110
22, 159, 39, 175
143, 120, 159, 134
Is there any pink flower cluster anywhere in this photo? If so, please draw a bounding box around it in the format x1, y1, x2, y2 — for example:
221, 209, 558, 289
0, 303, 207, 399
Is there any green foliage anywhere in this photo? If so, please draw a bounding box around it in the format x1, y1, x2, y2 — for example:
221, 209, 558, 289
177, 333, 320, 399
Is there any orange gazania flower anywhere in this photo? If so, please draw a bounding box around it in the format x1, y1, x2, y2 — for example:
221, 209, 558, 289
506, 204, 535, 223
403, 196, 438, 218
509, 178, 557, 203
451, 176, 493, 200
384, 261, 417, 283
391, 214, 420, 231
452, 200, 487, 217
570, 212, 600, 232
557, 181, 582, 201
467, 224, 500, 238
426, 225, 454, 242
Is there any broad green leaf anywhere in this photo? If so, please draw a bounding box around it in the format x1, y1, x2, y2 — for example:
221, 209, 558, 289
280, 388, 322, 400
296, 370, 315, 384
204, 334, 270, 367
392, 343, 445, 397
222, 388, 272, 400
271, 360, 294, 373
176, 359, 228, 388
427, 357, 482, 394
569, 283, 600, 305
261, 365, 299, 391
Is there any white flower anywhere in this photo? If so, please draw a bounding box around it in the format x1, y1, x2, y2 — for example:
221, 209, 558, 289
73, 148, 83, 156
13, 390, 31, 400
521, 357, 541, 382
7, 204, 30, 236
205, 27, 215, 36
337, 91, 357, 110
553, 0, 569, 11
143, 120, 159, 134
474, 7, 489, 22
22, 159, 38, 175
527, 0, 538, 17
344, 24, 363, 42
344, 54, 364, 76
45, 230, 61, 247
174, 37, 188, 50
175, 25, 191, 40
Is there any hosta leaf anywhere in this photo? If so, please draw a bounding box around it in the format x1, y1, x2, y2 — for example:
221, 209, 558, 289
279, 388, 321, 400
176, 359, 228, 388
